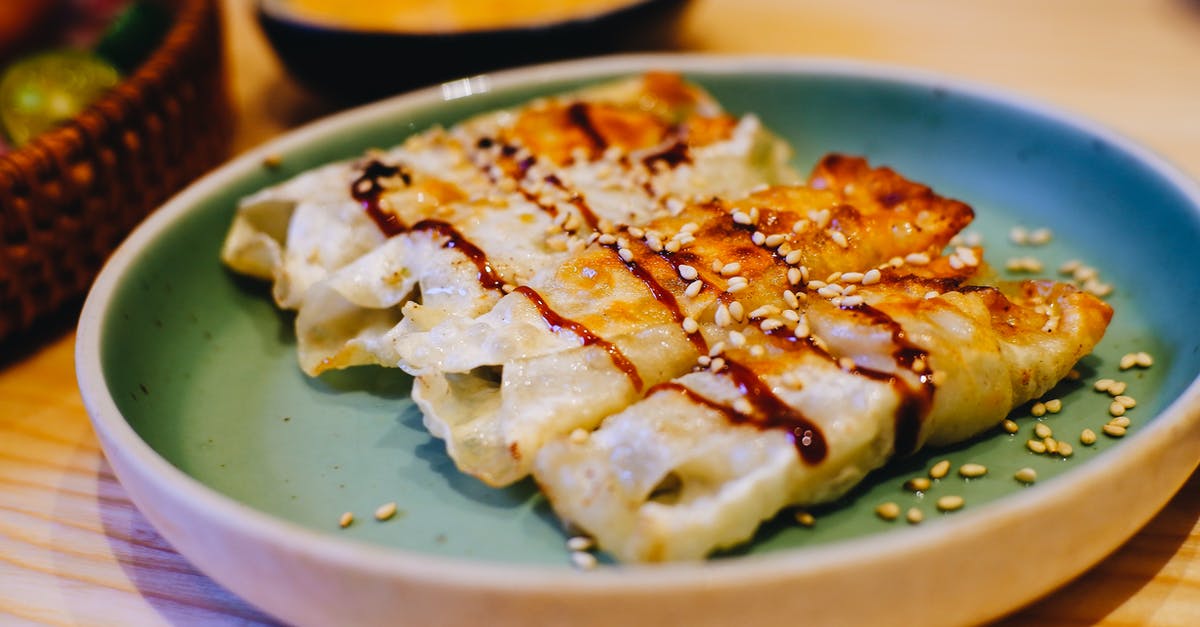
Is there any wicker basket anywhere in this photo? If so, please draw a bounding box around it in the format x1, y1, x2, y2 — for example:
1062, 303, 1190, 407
0, 0, 232, 344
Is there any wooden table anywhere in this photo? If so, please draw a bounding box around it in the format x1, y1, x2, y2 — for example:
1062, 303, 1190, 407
3, 0, 1198, 624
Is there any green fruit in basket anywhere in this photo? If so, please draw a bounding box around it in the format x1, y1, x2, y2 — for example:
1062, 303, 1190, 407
0, 50, 120, 147
95, 1, 171, 74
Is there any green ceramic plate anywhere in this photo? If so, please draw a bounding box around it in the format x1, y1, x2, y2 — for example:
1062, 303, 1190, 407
77, 56, 1200, 627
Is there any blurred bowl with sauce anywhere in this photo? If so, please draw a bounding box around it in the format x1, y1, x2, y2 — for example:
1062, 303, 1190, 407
257, 0, 690, 102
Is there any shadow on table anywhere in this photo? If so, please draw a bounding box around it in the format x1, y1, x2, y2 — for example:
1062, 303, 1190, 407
995, 467, 1200, 625
80, 453, 284, 626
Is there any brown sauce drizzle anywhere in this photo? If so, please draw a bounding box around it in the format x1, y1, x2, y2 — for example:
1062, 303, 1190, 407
410, 220, 505, 290
352, 160, 411, 236
841, 303, 936, 457
642, 141, 690, 170
648, 359, 827, 465
603, 242, 708, 355
513, 286, 643, 391
566, 102, 608, 153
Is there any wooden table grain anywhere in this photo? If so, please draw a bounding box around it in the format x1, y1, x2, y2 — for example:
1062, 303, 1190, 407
2, 0, 1198, 624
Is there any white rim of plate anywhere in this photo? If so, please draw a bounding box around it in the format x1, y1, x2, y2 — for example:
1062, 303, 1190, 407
76, 53, 1200, 595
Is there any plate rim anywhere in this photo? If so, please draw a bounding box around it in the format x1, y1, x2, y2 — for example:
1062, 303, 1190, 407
75, 52, 1200, 615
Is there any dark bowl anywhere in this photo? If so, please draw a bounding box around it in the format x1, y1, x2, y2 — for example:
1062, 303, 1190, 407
257, 0, 690, 103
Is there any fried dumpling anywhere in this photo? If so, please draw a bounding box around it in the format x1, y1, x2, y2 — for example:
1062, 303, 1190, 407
221, 72, 800, 374
531, 246, 1111, 564
399, 155, 982, 487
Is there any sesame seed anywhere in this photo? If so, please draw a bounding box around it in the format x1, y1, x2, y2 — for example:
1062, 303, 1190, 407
375, 502, 398, 521
1027, 439, 1047, 454
1043, 437, 1058, 454
1108, 402, 1126, 417
721, 262, 742, 276
765, 233, 787, 248
1114, 395, 1136, 409
959, 463, 988, 478
729, 330, 747, 348
785, 250, 804, 265
955, 247, 980, 266
1083, 280, 1113, 297
761, 319, 785, 332
905, 252, 930, 265
664, 239, 682, 253
567, 536, 594, 551
618, 248, 634, 263
1102, 424, 1127, 438
749, 305, 779, 319
1093, 378, 1115, 392
930, 460, 951, 479
339, 511, 354, 528
841, 271, 865, 283
876, 502, 901, 521
792, 219, 811, 233
727, 275, 749, 287
1057, 442, 1074, 457
905, 477, 932, 492
807, 280, 827, 290
726, 282, 748, 294
729, 301, 745, 322
948, 255, 965, 270
732, 210, 753, 225
783, 290, 800, 309
749, 345, 765, 357
829, 230, 849, 248
841, 295, 865, 307
906, 508, 924, 524
838, 356, 856, 370
1119, 353, 1138, 370
861, 268, 882, 285
751, 231, 766, 245
708, 342, 726, 357
1073, 266, 1098, 282
715, 304, 732, 327
1135, 352, 1154, 367
1031, 402, 1047, 417
936, 495, 965, 512
1034, 423, 1053, 439
795, 511, 816, 527
1009, 226, 1028, 245
1080, 429, 1097, 445
1014, 468, 1037, 484
685, 280, 703, 298
1059, 259, 1081, 275
680, 222, 699, 234
569, 428, 589, 444
627, 227, 645, 239
733, 398, 753, 414
818, 285, 841, 299
782, 309, 800, 323
1108, 416, 1131, 428
787, 267, 803, 285
1107, 381, 1128, 396
1003, 419, 1019, 434
1028, 228, 1053, 245
571, 551, 597, 570
709, 357, 726, 372
682, 316, 699, 334
1044, 399, 1063, 413
923, 291, 938, 300
697, 355, 711, 366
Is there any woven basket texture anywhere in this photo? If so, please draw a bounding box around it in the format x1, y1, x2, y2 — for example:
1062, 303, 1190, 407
0, 0, 232, 344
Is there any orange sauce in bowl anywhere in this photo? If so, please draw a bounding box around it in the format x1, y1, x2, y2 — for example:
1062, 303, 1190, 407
280, 0, 646, 33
